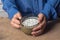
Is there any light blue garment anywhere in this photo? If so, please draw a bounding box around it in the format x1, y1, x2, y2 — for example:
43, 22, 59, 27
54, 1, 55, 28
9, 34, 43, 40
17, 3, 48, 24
1, 0, 60, 20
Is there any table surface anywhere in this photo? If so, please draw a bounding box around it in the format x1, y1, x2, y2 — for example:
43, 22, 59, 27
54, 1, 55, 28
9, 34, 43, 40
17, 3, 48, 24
0, 17, 60, 40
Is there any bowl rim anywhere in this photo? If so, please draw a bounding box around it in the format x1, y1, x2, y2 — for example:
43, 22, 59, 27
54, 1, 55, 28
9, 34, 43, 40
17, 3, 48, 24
20, 16, 39, 28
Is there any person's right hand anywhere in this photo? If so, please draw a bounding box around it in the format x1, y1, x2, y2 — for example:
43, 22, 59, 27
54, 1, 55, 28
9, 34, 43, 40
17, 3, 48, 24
10, 12, 22, 28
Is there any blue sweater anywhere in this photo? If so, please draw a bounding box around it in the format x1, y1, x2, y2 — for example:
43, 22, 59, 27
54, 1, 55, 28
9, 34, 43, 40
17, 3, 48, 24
2, 0, 60, 20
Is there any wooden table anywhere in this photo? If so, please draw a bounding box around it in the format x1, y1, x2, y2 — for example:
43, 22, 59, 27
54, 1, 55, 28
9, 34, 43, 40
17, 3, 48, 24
0, 17, 60, 40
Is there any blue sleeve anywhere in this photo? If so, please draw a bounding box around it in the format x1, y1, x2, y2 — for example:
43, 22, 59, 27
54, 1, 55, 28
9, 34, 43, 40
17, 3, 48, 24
1, 0, 19, 19
41, 0, 60, 20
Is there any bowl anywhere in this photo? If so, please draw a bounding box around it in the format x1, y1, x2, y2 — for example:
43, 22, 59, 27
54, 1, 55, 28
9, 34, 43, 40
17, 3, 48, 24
20, 16, 39, 35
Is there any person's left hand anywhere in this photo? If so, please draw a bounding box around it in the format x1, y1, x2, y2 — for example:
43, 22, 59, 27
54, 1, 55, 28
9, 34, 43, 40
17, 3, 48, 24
31, 13, 47, 36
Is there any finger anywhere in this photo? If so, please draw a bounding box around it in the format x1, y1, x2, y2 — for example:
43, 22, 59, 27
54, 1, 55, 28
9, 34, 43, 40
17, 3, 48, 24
17, 13, 22, 19
13, 12, 22, 19
32, 23, 42, 31
11, 21, 21, 28
12, 18, 20, 25
38, 14, 44, 23
32, 17, 46, 31
31, 30, 43, 36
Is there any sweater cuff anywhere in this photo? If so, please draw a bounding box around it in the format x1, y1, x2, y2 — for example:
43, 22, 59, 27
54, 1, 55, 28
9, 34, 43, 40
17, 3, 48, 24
7, 8, 19, 19
40, 4, 51, 21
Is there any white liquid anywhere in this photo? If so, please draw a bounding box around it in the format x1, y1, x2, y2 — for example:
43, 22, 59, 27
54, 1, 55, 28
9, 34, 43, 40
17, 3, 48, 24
22, 18, 39, 27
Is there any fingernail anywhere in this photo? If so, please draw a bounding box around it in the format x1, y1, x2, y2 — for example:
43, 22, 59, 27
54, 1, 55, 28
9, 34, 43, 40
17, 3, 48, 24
31, 32, 35, 35
19, 17, 21, 19
31, 32, 35, 36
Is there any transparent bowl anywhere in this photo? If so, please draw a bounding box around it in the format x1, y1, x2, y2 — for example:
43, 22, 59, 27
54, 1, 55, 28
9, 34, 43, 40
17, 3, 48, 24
20, 16, 39, 35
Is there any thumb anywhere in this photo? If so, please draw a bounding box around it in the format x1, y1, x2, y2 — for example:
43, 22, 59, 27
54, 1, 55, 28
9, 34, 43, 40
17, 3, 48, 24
16, 12, 22, 20
38, 13, 44, 23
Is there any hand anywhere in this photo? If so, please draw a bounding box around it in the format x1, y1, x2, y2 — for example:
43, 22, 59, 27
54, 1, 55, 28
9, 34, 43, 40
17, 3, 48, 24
10, 12, 22, 28
31, 13, 47, 36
